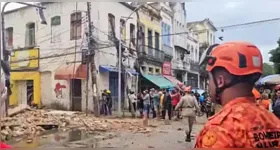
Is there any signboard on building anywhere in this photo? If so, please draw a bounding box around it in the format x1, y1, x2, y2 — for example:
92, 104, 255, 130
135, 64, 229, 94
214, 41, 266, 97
10, 48, 39, 71
162, 61, 171, 76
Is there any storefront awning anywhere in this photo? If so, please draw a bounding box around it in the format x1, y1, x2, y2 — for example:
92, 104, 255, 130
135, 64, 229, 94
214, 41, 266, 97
54, 63, 87, 80
142, 73, 174, 89
99, 65, 139, 75
164, 75, 183, 86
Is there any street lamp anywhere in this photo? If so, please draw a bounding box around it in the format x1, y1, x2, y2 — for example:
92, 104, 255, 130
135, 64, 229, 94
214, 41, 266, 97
0, 2, 47, 116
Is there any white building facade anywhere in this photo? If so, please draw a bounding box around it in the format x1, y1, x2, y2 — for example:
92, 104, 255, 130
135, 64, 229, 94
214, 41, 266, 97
91, 2, 138, 110
188, 18, 217, 89
170, 2, 191, 84
187, 18, 217, 46
186, 32, 200, 88
5, 2, 138, 111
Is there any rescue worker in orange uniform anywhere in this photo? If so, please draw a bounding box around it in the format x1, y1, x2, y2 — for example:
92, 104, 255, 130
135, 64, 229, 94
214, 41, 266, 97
195, 42, 280, 148
252, 88, 261, 100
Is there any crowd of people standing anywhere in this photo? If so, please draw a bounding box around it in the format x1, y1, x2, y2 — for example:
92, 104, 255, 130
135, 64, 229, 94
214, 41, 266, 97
132, 88, 182, 120
254, 86, 280, 119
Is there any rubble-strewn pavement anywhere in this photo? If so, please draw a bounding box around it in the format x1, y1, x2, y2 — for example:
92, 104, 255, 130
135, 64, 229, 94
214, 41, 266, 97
1, 109, 207, 148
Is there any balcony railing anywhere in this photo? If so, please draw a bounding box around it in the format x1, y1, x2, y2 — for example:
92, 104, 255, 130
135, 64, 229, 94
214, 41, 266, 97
172, 58, 190, 71
174, 34, 187, 50
183, 60, 190, 69
138, 45, 164, 63
189, 59, 199, 72
162, 44, 173, 58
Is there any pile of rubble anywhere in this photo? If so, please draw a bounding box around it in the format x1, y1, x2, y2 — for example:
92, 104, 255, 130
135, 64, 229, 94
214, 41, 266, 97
0, 109, 152, 141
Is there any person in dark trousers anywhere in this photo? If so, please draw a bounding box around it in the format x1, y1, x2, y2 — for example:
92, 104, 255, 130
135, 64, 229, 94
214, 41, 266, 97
100, 89, 107, 115
272, 89, 280, 119
106, 90, 112, 115
194, 92, 200, 103
162, 88, 172, 120
137, 92, 144, 118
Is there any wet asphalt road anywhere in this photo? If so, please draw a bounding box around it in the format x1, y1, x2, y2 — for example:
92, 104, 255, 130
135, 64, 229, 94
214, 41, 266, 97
97, 116, 207, 148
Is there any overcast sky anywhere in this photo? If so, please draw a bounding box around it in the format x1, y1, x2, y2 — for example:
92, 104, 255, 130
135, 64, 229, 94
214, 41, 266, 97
186, 0, 280, 64
2, 1, 280, 63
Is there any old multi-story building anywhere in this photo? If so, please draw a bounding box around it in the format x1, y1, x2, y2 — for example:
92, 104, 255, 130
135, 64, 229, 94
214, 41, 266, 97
150, 2, 173, 62
185, 32, 200, 88
188, 18, 217, 89
5, 2, 138, 111
187, 18, 217, 46
5, 2, 88, 111
170, 2, 191, 83
131, 2, 174, 91
91, 2, 138, 110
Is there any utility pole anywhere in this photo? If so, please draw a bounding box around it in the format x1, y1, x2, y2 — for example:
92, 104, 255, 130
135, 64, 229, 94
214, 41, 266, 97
118, 26, 122, 117
86, 2, 99, 117
85, 2, 91, 116
116, 5, 143, 118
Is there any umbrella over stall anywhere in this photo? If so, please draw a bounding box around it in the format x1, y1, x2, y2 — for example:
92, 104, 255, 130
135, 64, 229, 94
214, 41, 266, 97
255, 74, 280, 85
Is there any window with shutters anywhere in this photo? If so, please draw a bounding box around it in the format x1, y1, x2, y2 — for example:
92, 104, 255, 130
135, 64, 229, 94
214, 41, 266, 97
120, 19, 126, 42
108, 13, 115, 41
139, 24, 145, 53
130, 23, 135, 45
70, 12, 82, 40
5, 27, 13, 47
25, 22, 35, 47
51, 16, 61, 43
148, 29, 153, 56
155, 32, 159, 50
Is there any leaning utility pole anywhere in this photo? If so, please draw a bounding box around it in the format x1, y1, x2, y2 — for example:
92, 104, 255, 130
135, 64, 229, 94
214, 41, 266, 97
86, 2, 99, 117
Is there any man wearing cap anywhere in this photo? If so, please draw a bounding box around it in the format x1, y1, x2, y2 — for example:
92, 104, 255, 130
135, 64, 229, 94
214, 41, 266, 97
175, 86, 200, 142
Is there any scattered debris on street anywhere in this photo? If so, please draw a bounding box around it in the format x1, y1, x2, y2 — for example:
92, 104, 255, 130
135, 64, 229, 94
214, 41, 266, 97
1, 109, 156, 141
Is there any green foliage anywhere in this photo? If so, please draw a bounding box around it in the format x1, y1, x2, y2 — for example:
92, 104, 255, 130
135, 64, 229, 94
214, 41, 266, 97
263, 63, 274, 77
269, 38, 280, 74
274, 63, 280, 74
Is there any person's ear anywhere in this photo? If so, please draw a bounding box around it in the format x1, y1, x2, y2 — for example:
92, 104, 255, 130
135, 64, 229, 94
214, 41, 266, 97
216, 75, 226, 88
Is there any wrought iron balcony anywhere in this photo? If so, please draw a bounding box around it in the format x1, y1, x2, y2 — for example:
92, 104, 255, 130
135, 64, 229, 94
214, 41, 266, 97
138, 45, 164, 63
189, 59, 199, 72
172, 58, 190, 71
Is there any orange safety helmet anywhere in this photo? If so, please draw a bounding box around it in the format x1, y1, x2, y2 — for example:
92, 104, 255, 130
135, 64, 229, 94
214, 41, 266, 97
252, 88, 261, 99
184, 86, 192, 92
200, 41, 263, 76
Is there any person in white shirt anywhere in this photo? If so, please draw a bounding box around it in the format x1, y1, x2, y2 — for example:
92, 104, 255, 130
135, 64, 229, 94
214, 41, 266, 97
128, 91, 137, 112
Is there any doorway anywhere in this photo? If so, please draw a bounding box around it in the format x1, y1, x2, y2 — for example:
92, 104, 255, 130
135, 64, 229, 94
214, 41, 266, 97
26, 80, 34, 107
176, 73, 183, 82
71, 79, 82, 111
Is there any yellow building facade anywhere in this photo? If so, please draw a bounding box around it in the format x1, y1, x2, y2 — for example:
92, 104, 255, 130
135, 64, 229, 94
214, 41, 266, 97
138, 4, 163, 74
9, 48, 41, 107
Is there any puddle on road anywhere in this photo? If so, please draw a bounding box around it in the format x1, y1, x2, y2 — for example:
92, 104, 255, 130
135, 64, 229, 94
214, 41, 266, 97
8, 129, 113, 148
